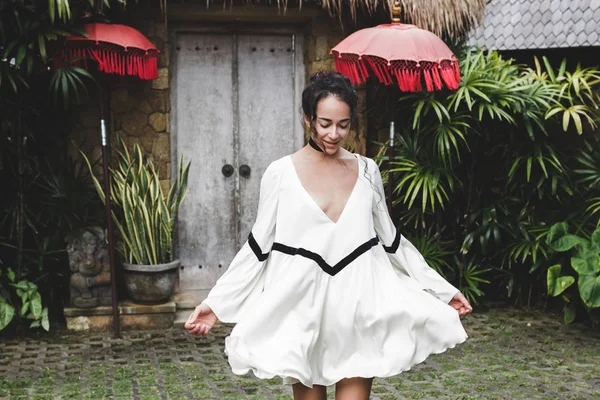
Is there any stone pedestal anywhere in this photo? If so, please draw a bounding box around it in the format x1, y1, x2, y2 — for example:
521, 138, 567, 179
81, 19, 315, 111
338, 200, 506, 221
64, 300, 175, 331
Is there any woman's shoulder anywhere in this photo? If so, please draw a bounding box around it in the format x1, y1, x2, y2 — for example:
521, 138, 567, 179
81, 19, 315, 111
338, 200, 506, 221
265, 155, 291, 172
354, 154, 379, 170
261, 155, 291, 183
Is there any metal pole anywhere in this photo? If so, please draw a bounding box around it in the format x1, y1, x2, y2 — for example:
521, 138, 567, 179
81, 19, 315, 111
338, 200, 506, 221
387, 121, 395, 212
99, 85, 120, 338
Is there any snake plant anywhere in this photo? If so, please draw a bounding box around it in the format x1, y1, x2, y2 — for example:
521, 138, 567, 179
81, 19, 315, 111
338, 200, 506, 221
81, 137, 190, 265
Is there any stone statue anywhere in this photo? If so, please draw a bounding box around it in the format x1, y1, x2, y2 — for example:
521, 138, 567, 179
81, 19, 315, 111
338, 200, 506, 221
66, 227, 112, 308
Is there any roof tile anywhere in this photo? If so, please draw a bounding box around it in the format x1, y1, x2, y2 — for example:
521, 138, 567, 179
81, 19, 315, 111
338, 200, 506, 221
468, 0, 600, 49
573, 19, 585, 35
578, 31, 590, 44
534, 34, 546, 47
514, 35, 525, 48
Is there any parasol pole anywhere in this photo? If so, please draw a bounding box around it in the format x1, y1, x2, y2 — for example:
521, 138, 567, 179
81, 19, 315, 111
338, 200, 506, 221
58, 23, 159, 339
99, 82, 120, 338
385, 1, 402, 213
387, 121, 395, 212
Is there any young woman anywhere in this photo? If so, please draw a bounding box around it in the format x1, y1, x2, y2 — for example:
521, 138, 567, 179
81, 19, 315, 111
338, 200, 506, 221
185, 71, 472, 400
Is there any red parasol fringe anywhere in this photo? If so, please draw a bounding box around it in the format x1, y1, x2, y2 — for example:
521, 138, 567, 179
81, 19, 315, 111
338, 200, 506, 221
413, 70, 422, 92
358, 60, 369, 82
351, 64, 359, 83
110, 50, 114, 74
59, 45, 158, 80
354, 60, 365, 84
423, 69, 434, 91
335, 60, 352, 83
340, 61, 351, 83
439, 62, 460, 90
363, 57, 377, 83
366, 57, 393, 86
394, 69, 406, 91
333, 58, 460, 92
399, 68, 422, 92
336, 59, 367, 85
431, 67, 442, 90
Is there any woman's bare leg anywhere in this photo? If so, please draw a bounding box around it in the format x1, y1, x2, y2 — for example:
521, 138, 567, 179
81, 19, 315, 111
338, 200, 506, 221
293, 383, 327, 400
334, 377, 373, 400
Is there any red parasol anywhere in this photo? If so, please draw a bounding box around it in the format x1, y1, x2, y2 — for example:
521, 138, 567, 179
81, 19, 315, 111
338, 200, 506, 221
330, 4, 459, 92
56, 23, 160, 338
331, 1, 461, 210
56, 23, 159, 80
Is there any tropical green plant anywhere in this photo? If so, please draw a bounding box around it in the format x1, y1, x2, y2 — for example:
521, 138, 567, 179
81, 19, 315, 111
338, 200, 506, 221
541, 58, 600, 135
80, 137, 191, 265
455, 257, 491, 305
0, 124, 104, 328
0, 267, 49, 331
0, 0, 93, 102
373, 48, 600, 311
408, 229, 456, 277
545, 223, 600, 321
0, 0, 103, 331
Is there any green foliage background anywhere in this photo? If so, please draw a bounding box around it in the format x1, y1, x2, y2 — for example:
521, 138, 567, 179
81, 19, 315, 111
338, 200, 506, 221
0, 0, 104, 333
373, 49, 600, 324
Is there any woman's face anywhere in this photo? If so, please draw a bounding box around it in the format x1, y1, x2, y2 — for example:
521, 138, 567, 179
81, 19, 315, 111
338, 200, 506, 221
305, 95, 351, 156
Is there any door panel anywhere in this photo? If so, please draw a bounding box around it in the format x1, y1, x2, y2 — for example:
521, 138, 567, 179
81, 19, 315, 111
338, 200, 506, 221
237, 35, 296, 245
175, 33, 236, 290
174, 31, 304, 291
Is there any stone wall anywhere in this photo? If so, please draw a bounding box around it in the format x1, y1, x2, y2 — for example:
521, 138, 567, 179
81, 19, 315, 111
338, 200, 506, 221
110, 19, 172, 195
70, 20, 172, 195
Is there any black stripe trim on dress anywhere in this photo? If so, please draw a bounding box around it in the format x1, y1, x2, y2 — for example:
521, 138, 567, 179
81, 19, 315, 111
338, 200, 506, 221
248, 232, 270, 261
382, 229, 401, 253
248, 232, 381, 277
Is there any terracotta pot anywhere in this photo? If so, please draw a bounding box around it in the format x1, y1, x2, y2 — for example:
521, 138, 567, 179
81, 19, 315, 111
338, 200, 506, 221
122, 260, 180, 304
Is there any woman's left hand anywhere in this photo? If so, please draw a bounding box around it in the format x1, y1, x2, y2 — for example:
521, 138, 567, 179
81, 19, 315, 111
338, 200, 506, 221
448, 292, 472, 317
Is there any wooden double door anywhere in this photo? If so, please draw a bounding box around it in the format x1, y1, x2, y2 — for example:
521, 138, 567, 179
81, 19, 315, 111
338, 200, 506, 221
173, 31, 304, 290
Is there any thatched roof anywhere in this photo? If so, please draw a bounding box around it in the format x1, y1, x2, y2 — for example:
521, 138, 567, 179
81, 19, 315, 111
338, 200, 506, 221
318, 0, 486, 40
188, 0, 486, 40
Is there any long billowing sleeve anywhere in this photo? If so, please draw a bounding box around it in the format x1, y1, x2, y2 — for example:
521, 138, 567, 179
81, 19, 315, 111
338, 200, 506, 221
201, 162, 280, 323
369, 159, 459, 304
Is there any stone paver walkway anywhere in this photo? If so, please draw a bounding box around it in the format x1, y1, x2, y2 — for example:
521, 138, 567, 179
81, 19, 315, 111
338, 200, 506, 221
1, 307, 599, 399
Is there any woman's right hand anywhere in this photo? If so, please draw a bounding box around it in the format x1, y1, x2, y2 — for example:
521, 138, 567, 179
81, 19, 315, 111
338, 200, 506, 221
184, 303, 218, 336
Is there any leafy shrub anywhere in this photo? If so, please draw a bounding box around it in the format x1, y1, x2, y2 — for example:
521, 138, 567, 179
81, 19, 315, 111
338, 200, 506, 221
0, 268, 49, 331
545, 223, 600, 324
373, 49, 600, 312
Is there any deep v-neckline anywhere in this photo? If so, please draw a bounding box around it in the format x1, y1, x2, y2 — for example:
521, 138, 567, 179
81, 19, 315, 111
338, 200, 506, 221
288, 154, 361, 225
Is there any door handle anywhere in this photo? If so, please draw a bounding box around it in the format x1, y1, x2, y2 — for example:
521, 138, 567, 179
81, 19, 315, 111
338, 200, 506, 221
222, 164, 234, 177
239, 164, 251, 178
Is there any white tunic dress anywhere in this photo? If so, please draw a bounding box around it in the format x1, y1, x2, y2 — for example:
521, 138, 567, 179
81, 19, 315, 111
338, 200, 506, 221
202, 154, 468, 387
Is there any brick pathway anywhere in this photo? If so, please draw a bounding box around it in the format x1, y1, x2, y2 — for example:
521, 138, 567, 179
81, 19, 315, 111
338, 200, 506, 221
1, 307, 599, 399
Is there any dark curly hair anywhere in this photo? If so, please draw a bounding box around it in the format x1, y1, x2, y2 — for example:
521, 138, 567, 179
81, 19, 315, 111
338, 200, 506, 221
301, 71, 358, 125
300, 72, 382, 203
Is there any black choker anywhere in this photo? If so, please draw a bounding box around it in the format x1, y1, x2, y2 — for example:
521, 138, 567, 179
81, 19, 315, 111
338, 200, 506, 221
309, 137, 324, 153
